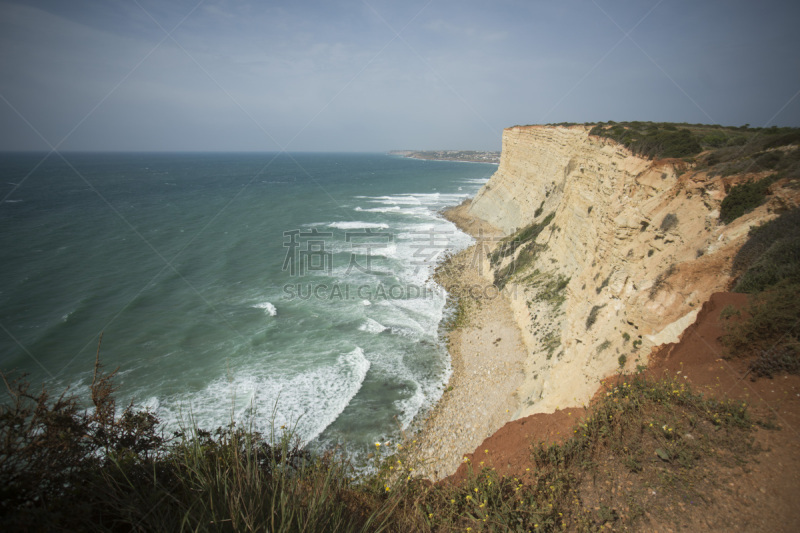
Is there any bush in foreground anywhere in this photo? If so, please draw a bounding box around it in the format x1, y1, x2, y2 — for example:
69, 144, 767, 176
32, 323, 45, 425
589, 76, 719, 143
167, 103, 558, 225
1, 361, 761, 532
0, 349, 395, 532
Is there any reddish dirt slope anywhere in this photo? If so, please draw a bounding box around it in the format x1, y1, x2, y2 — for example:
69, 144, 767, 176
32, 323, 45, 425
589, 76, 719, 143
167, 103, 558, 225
449, 292, 800, 531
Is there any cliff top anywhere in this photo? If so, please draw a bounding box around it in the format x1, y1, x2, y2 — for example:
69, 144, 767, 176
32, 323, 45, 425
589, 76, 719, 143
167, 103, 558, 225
508, 121, 800, 171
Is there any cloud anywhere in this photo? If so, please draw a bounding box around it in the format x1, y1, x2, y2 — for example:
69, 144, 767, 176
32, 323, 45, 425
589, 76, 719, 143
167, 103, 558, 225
0, 0, 798, 152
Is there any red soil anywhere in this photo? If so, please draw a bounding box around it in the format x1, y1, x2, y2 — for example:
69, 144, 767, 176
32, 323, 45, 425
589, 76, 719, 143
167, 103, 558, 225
447, 292, 800, 531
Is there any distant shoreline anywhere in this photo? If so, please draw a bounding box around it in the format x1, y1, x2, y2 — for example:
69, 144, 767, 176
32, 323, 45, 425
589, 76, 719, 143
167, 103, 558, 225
389, 150, 500, 164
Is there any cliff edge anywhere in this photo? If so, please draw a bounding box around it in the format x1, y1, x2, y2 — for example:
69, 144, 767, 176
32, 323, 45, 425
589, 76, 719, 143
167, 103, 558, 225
463, 124, 799, 419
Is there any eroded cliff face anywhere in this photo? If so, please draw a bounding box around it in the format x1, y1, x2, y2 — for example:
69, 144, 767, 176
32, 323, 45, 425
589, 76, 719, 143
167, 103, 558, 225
468, 125, 791, 418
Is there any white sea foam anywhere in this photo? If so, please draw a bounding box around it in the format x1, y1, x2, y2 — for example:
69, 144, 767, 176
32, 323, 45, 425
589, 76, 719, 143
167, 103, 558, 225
327, 221, 390, 230
150, 347, 370, 444
396, 206, 432, 217
354, 206, 402, 213
358, 318, 388, 334
368, 196, 423, 206
368, 242, 397, 258
253, 301, 277, 316
364, 193, 470, 215
380, 290, 445, 339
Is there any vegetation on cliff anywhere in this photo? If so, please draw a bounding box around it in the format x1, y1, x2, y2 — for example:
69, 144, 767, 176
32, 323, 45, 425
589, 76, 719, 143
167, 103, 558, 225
585, 121, 800, 225
587, 121, 800, 164
718, 174, 779, 224
731, 207, 800, 293
490, 213, 555, 289
722, 207, 800, 378
589, 122, 702, 158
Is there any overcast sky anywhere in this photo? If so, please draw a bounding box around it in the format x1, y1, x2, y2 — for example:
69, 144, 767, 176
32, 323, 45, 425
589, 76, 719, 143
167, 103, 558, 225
1, 0, 799, 152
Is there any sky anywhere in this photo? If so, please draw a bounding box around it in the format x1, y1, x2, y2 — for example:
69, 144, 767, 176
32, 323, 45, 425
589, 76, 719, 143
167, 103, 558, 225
1, 0, 799, 152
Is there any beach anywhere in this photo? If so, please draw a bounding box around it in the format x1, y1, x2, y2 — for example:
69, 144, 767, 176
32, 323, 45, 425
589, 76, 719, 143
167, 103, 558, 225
406, 200, 530, 480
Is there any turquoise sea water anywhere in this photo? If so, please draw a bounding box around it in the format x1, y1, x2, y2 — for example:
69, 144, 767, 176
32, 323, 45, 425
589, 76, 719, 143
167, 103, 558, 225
0, 152, 494, 453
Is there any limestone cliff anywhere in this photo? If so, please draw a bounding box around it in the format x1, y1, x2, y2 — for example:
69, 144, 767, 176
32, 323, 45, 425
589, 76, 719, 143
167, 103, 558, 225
466, 125, 797, 419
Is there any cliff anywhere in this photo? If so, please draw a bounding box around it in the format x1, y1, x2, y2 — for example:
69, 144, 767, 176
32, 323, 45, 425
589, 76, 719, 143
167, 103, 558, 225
465, 125, 798, 419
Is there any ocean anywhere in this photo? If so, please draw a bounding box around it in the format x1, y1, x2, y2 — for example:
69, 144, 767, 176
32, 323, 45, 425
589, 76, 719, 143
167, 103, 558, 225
0, 152, 494, 454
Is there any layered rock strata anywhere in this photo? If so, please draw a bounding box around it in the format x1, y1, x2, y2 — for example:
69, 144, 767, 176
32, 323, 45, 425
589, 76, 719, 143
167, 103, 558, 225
465, 125, 794, 419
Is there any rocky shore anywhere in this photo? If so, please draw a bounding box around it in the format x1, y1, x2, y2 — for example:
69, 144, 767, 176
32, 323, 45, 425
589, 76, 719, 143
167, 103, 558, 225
406, 201, 529, 480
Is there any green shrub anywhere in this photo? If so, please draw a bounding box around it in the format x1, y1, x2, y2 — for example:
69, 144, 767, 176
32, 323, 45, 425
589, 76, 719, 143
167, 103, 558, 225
734, 237, 800, 293
525, 272, 571, 307
719, 175, 777, 224
543, 330, 561, 360
723, 280, 800, 378
719, 305, 740, 320
586, 304, 606, 330
489, 213, 554, 267
701, 131, 729, 148
732, 207, 800, 292
534, 200, 544, 218
590, 123, 702, 159
752, 151, 782, 171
